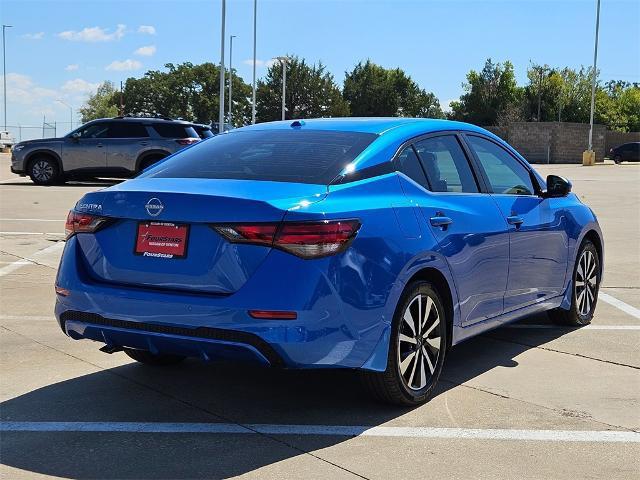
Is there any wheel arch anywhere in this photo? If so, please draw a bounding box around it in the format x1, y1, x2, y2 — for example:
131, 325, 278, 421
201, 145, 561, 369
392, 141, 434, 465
135, 149, 171, 172
25, 149, 63, 173
406, 267, 455, 350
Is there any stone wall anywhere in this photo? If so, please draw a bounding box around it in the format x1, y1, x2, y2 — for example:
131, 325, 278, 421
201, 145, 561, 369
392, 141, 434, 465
484, 122, 626, 164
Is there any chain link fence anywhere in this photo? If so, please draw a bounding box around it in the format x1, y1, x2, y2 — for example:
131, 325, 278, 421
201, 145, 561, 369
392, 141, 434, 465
3, 121, 76, 143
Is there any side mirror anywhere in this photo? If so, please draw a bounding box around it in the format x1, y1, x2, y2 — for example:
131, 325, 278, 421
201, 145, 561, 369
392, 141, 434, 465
543, 174, 572, 198
71, 132, 81, 142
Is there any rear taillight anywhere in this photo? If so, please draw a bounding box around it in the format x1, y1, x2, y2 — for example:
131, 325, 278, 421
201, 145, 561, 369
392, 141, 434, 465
65, 210, 111, 239
175, 138, 200, 145
213, 220, 360, 259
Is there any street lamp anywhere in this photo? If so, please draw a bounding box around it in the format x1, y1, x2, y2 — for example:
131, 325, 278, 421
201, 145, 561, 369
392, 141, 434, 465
228, 35, 236, 124
251, 0, 257, 124
274, 56, 289, 121
218, 0, 226, 133
56, 99, 73, 132
2, 24, 13, 132
587, 0, 601, 155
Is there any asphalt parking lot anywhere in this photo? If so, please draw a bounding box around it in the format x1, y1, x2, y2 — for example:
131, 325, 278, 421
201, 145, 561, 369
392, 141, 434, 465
0, 153, 638, 479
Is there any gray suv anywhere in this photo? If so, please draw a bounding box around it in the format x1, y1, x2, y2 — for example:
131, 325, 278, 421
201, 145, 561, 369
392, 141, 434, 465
10, 117, 201, 185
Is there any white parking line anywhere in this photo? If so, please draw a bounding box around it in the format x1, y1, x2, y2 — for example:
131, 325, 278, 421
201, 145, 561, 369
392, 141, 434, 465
598, 292, 640, 319
0, 241, 64, 277
0, 218, 60, 222
507, 324, 640, 330
0, 421, 638, 443
0, 231, 63, 236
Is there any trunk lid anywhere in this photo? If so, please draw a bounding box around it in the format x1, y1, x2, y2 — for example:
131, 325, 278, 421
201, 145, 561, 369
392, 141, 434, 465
74, 178, 326, 294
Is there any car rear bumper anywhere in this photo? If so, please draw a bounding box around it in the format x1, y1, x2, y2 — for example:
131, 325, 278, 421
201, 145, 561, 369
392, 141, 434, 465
54, 236, 392, 370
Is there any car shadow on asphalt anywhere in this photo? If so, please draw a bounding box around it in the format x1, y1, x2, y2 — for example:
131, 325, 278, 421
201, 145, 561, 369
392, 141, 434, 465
0, 313, 576, 479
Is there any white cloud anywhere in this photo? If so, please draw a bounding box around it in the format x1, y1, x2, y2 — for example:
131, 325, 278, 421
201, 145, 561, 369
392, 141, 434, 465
242, 58, 277, 68
137, 25, 156, 35
2, 73, 57, 105
105, 59, 142, 71
58, 24, 126, 42
22, 32, 44, 40
134, 45, 156, 56
61, 78, 100, 94
65, 64, 79, 71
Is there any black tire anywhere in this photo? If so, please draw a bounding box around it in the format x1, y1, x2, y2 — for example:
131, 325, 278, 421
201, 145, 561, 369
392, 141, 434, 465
614, 155, 622, 164
28, 156, 61, 185
549, 240, 600, 326
138, 155, 166, 172
123, 348, 186, 366
361, 281, 448, 406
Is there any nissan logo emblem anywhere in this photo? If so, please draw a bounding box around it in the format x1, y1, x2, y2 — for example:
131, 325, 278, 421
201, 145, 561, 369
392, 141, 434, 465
145, 197, 164, 217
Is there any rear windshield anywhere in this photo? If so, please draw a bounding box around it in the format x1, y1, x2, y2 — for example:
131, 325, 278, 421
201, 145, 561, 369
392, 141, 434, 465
193, 126, 214, 138
144, 129, 378, 184
152, 123, 198, 139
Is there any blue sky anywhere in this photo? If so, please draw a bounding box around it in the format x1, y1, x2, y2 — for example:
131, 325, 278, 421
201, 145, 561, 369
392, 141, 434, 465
2, 0, 639, 133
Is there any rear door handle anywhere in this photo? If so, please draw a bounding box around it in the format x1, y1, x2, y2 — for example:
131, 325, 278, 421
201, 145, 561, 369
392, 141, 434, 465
139, 141, 149, 146
96, 143, 104, 148
430, 215, 453, 230
507, 215, 524, 228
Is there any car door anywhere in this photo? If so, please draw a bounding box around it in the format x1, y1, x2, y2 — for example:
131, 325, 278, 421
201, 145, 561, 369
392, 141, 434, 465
62, 122, 108, 172
105, 121, 151, 173
464, 134, 569, 312
398, 134, 510, 326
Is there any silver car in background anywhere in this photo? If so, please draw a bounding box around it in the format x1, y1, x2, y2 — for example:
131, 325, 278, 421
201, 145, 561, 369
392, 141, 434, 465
10, 117, 201, 185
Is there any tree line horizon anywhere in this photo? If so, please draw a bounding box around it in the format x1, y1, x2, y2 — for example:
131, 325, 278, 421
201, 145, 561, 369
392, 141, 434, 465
80, 57, 640, 132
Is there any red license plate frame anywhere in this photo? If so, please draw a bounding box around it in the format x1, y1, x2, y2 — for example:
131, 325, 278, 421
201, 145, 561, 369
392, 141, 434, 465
135, 221, 190, 259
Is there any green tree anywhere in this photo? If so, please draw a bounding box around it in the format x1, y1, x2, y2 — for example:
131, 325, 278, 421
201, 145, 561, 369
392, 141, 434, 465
343, 60, 443, 118
123, 62, 252, 126
78, 81, 119, 122
449, 59, 521, 125
256, 56, 349, 122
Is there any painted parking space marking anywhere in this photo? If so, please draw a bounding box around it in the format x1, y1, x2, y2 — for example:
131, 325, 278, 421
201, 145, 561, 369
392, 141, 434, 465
1, 421, 638, 443
0, 241, 64, 277
0, 231, 63, 236
598, 292, 640, 319
0, 218, 61, 222
506, 324, 640, 330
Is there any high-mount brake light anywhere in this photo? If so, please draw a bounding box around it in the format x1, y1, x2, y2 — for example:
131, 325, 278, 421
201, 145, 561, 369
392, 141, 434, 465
213, 220, 360, 259
65, 210, 111, 239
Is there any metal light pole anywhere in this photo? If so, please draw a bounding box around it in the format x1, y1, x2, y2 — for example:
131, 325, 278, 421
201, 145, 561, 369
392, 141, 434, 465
275, 56, 289, 121
587, 0, 601, 153
2, 25, 13, 132
218, 0, 226, 133
56, 99, 73, 132
251, 0, 257, 124
228, 35, 236, 124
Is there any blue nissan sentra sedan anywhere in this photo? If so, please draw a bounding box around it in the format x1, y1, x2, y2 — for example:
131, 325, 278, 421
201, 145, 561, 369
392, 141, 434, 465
55, 118, 603, 406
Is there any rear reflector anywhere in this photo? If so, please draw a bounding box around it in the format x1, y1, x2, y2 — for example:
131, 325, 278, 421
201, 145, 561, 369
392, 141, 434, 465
213, 220, 360, 259
55, 286, 70, 296
65, 210, 111, 239
248, 310, 297, 320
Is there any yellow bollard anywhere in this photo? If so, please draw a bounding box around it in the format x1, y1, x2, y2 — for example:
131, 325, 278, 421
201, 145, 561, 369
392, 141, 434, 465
582, 150, 595, 166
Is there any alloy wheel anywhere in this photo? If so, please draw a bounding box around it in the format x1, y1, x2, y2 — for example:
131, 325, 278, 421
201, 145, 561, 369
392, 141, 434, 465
397, 293, 442, 391
32, 160, 54, 182
575, 249, 598, 316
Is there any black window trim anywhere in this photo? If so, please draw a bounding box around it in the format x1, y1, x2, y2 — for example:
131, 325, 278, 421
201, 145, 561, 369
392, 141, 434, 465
460, 132, 544, 197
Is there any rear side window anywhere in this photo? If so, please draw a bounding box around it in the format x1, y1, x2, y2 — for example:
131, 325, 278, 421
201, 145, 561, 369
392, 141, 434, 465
145, 130, 378, 184
107, 122, 149, 138
397, 146, 429, 188
152, 123, 198, 139
413, 135, 478, 193
194, 126, 214, 139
